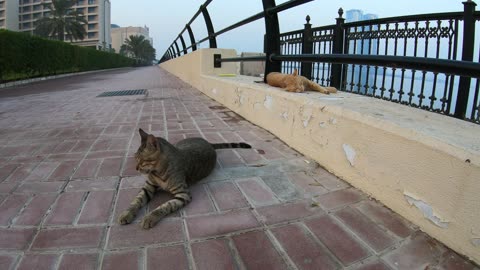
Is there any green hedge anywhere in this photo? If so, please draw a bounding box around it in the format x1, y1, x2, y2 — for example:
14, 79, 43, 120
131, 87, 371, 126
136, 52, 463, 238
0, 29, 135, 82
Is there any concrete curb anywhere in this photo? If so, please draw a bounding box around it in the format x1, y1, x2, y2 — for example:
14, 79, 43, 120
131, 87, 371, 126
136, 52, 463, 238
0, 67, 130, 89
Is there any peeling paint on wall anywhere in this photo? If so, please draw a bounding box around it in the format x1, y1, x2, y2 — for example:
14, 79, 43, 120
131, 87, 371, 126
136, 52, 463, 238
329, 117, 337, 124
342, 144, 356, 166
319, 121, 326, 128
212, 88, 218, 95
264, 95, 273, 110
404, 192, 449, 228
299, 106, 313, 128
280, 111, 289, 120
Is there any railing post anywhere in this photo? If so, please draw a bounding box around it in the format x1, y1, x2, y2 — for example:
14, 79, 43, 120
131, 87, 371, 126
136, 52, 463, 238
201, 4, 217, 48
174, 40, 181, 57
179, 34, 187, 55
331, 8, 345, 89
169, 47, 175, 58
186, 24, 197, 51
262, 0, 281, 82
301, 15, 313, 79
455, 0, 477, 119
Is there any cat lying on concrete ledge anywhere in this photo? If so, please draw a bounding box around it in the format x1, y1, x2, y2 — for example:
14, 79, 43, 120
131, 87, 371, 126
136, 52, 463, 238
266, 69, 337, 94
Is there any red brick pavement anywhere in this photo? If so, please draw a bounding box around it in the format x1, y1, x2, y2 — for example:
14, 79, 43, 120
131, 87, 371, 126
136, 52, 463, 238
0, 66, 477, 270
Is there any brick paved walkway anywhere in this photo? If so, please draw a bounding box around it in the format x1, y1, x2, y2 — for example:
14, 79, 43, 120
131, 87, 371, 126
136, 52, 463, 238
0, 66, 477, 270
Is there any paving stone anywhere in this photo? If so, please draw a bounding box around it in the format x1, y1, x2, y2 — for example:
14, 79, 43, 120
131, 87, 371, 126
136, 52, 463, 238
120, 176, 145, 189
217, 149, 245, 167
73, 159, 101, 179
5, 163, 38, 182
147, 245, 189, 270
32, 226, 104, 250
233, 230, 288, 270
58, 253, 98, 270
187, 209, 260, 239
44, 191, 84, 225
122, 156, 138, 176
0, 194, 30, 225
310, 168, 349, 191
0, 255, 17, 270
183, 184, 215, 216
108, 219, 184, 248
382, 233, 447, 270
0, 164, 17, 182
102, 250, 141, 270
236, 177, 279, 206
78, 190, 115, 224
272, 223, 339, 270
261, 174, 301, 201
0, 228, 36, 250
0, 182, 18, 193
316, 188, 364, 210
25, 162, 59, 181
15, 181, 63, 193
17, 254, 58, 270
354, 260, 392, 270
47, 160, 79, 180
355, 200, 415, 239
335, 207, 396, 253
208, 181, 249, 211
66, 178, 118, 191
287, 172, 328, 196
14, 193, 57, 225
257, 201, 322, 225
305, 215, 370, 265
437, 251, 480, 270
191, 239, 236, 270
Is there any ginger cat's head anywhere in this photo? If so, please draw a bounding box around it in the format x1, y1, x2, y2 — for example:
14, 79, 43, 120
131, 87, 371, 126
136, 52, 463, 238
284, 69, 305, 92
135, 128, 161, 174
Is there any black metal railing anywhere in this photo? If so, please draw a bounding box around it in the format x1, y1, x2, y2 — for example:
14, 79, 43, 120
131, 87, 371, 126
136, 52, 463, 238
160, 0, 480, 124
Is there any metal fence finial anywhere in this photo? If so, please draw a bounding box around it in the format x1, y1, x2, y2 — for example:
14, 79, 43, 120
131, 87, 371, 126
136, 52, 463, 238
338, 8, 344, 18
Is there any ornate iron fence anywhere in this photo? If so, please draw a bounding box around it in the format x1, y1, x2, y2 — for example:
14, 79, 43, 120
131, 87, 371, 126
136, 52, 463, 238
160, 0, 480, 124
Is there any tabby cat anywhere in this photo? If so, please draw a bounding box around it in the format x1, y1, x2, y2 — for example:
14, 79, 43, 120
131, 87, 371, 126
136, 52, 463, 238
266, 69, 337, 94
118, 128, 251, 229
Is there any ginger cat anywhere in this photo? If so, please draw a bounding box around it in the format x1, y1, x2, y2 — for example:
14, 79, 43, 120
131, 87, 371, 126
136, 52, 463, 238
266, 69, 337, 94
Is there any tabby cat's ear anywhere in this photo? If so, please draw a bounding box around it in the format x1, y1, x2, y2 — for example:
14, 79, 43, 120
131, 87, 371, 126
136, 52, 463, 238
293, 69, 298, 76
146, 134, 158, 151
139, 128, 148, 142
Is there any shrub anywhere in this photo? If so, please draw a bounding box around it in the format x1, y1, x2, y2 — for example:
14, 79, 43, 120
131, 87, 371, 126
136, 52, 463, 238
0, 29, 134, 82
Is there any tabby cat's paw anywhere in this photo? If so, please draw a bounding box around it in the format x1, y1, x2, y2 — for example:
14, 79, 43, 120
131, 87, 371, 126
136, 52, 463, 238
118, 210, 136, 225
141, 215, 160, 229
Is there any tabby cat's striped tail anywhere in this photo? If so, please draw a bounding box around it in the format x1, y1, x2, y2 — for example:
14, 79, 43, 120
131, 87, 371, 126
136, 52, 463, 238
212, 142, 252, 150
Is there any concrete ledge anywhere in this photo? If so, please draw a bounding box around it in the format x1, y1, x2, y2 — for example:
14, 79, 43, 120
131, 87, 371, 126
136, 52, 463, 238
160, 49, 480, 263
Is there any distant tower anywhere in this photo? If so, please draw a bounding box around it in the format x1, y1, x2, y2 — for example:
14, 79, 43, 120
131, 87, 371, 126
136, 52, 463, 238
345, 9, 379, 94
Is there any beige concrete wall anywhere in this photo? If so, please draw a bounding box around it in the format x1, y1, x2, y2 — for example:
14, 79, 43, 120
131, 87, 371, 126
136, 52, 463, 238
160, 49, 480, 264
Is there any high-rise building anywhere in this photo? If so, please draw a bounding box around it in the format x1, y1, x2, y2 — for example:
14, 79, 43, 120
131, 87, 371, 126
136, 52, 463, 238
345, 9, 379, 94
111, 25, 153, 54
2, 0, 111, 49
0, 0, 19, 30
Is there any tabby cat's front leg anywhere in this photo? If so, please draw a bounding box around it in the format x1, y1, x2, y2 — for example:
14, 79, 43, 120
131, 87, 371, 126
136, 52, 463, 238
141, 187, 191, 229
118, 180, 157, 225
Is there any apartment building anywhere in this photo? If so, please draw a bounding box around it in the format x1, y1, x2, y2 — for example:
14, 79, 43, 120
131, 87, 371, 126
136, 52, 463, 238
2, 0, 111, 49
111, 25, 153, 54
0, 0, 19, 30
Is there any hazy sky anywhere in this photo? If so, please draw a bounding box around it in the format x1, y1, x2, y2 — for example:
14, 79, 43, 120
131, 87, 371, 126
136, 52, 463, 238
111, 0, 465, 58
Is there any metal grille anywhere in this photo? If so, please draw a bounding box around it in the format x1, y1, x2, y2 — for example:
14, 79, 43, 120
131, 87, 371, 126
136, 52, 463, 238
97, 89, 147, 97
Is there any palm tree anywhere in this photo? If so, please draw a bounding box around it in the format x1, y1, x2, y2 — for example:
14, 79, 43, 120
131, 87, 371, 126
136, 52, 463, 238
122, 35, 156, 64
35, 0, 87, 42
